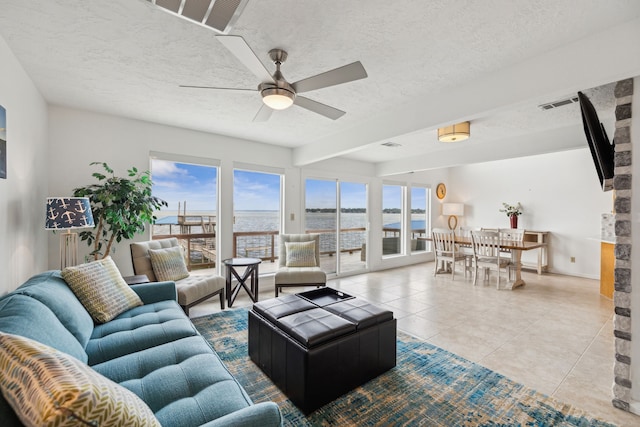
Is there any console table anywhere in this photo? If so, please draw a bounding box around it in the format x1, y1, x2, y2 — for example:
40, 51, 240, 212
522, 231, 549, 274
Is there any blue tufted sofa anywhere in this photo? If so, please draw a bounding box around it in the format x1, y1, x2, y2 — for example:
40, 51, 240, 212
0, 270, 282, 426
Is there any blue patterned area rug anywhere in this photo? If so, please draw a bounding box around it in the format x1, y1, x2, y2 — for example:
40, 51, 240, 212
192, 308, 616, 427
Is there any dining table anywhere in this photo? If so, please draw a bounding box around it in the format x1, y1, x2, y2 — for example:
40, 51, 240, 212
420, 236, 547, 290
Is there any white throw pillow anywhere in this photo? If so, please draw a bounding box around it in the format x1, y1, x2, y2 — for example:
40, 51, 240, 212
148, 246, 190, 282
285, 240, 317, 267
62, 257, 142, 323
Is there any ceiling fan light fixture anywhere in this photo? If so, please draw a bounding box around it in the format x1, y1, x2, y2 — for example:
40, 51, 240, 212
261, 87, 295, 110
438, 121, 470, 142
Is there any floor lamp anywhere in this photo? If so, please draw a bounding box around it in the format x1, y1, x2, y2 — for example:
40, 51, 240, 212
45, 197, 94, 269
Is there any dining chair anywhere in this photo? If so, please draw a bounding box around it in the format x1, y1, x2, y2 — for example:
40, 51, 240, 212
458, 226, 479, 274
499, 228, 525, 243
470, 230, 513, 288
432, 228, 467, 279
498, 228, 525, 277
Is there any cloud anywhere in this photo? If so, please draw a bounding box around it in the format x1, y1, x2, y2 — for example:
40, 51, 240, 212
152, 160, 189, 178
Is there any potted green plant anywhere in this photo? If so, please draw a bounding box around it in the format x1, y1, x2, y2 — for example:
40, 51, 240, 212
73, 162, 167, 260
499, 202, 523, 229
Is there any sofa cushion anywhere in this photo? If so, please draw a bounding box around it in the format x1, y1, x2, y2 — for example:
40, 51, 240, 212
62, 257, 143, 323
91, 336, 254, 427
13, 270, 94, 347
285, 240, 317, 267
149, 246, 190, 282
0, 294, 87, 363
86, 301, 199, 365
0, 332, 160, 427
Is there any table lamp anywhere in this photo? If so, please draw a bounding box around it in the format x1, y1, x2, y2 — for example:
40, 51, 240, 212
442, 203, 464, 230
45, 197, 94, 269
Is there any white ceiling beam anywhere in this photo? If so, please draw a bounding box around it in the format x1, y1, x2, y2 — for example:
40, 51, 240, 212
292, 17, 640, 167
375, 124, 586, 176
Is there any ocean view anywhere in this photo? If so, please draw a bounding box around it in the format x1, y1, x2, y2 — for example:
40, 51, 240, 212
153, 210, 426, 257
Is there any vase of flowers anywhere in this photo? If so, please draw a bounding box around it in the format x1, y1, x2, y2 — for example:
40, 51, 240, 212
499, 202, 523, 229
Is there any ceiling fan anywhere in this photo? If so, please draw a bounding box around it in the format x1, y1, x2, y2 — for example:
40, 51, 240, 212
180, 35, 368, 121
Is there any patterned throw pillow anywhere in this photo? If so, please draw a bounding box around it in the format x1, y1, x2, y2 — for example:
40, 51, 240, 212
148, 246, 190, 282
61, 257, 142, 324
0, 332, 161, 427
285, 241, 317, 267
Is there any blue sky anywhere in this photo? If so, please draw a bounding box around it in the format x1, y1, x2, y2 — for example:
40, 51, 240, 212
233, 169, 280, 211
411, 187, 427, 210
152, 160, 217, 212
151, 160, 282, 212
305, 179, 367, 209
382, 184, 402, 209
151, 160, 426, 213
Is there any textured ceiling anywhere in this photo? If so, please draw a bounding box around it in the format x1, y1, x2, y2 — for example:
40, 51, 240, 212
1, 0, 639, 174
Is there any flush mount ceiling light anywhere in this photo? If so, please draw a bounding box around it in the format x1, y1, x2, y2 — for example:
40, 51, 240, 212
438, 121, 470, 142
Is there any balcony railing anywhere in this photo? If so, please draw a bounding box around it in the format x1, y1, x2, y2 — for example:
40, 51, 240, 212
152, 227, 369, 271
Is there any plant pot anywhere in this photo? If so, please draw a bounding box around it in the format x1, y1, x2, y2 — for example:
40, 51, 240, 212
510, 215, 518, 229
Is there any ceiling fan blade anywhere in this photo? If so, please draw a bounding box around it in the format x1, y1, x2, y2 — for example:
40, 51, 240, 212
294, 96, 346, 120
216, 35, 274, 83
292, 61, 367, 94
179, 85, 257, 91
253, 104, 274, 122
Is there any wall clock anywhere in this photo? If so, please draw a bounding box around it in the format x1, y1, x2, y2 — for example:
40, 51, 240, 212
436, 183, 446, 200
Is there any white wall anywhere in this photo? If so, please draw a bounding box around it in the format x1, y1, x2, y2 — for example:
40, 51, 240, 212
48, 106, 441, 276
449, 149, 613, 278
0, 37, 49, 294
48, 106, 294, 274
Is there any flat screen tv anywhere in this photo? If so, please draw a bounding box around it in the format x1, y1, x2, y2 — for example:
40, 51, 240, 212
578, 91, 614, 192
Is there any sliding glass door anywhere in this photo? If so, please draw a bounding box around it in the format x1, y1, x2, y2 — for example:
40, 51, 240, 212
151, 157, 218, 270
410, 186, 429, 253
305, 179, 367, 276
382, 184, 404, 256
233, 168, 282, 275
339, 182, 367, 273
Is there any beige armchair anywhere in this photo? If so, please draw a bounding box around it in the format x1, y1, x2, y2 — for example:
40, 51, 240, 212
274, 234, 327, 297
130, 238, 225, 315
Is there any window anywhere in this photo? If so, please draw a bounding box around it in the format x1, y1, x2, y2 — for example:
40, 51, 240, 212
233, 168, 282, 275
151, 156, 218, 270
410, 186, 429, 253
305, 179, 368, 275
382, 184, 404, 256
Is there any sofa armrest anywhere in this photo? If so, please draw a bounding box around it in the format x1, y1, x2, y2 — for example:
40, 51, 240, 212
129, 281, 177, 304
198, 402, 282, 427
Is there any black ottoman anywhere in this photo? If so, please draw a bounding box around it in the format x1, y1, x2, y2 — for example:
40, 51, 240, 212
248, 289, 396, 413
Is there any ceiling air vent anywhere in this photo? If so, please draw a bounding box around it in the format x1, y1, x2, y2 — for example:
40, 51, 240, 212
538, 96, 579, 111
148, 0, 249, 34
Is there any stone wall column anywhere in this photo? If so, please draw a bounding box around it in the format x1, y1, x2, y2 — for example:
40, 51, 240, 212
612, 78, 633, 411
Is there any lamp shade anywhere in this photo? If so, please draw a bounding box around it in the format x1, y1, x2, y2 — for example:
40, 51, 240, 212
438, 121, 470, 142
45, 197, 94, 230
442, 203, 464, 216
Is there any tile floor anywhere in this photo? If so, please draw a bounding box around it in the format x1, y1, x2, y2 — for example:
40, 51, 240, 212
189, 263, 640, 426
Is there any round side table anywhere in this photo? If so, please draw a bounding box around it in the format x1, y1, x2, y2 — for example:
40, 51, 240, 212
223, 257, 262, 307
